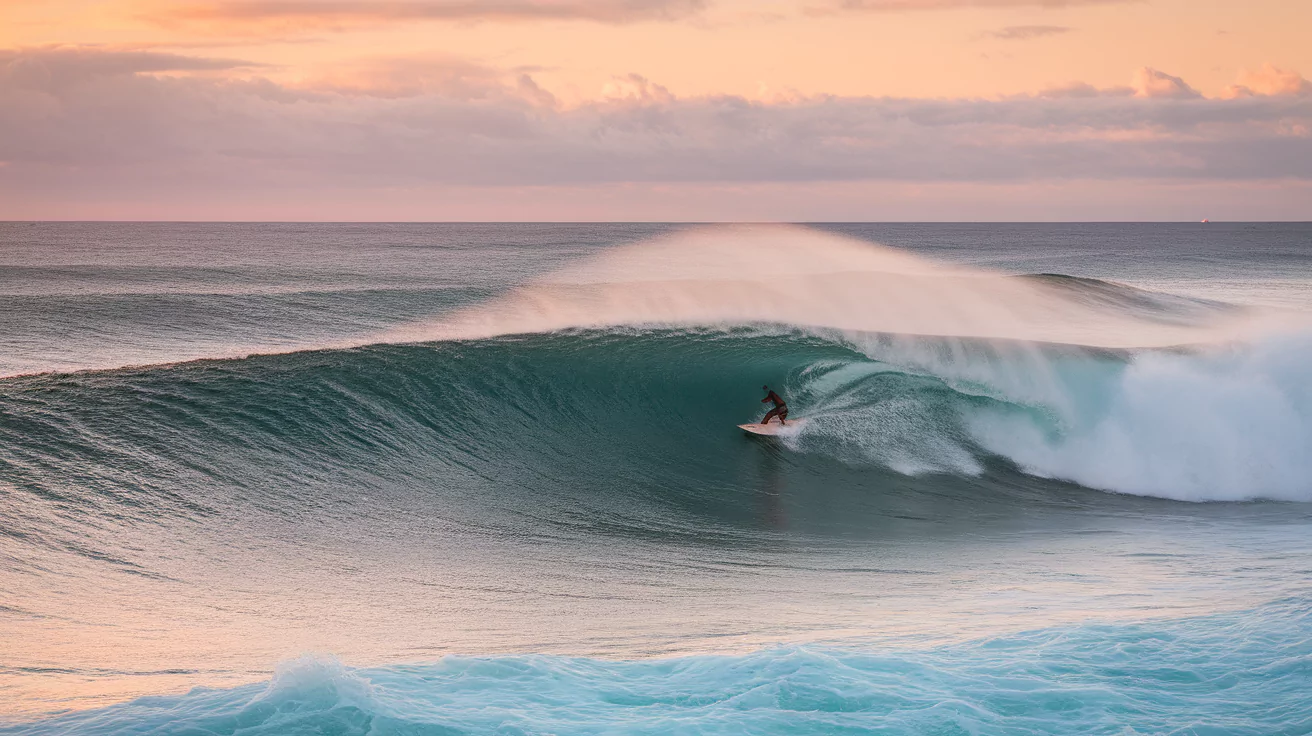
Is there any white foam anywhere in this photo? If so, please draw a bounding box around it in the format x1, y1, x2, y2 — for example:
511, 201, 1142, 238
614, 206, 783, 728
969, 333, 1312, 502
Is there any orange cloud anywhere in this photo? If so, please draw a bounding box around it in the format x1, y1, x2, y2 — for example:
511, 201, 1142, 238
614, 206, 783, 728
1131, 67, 1199, 99
1224, 64, 1312, 99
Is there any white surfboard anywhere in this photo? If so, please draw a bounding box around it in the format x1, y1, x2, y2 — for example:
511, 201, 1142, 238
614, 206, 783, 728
738, 418, 808, 436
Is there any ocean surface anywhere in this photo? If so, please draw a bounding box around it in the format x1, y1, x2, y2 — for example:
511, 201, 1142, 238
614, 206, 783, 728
1, 222, 1310, 734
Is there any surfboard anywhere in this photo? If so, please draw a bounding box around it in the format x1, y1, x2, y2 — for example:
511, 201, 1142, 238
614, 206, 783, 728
738, 418, 808, 436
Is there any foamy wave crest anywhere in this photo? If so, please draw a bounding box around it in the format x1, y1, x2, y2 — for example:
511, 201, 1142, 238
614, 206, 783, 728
968, 333, 1312, 502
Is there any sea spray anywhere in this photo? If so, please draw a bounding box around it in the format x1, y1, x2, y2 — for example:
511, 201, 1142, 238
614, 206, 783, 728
398, 225, 1286, 349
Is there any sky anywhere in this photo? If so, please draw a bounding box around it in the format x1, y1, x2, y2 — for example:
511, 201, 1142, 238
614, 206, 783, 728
1, 0, 1310, 220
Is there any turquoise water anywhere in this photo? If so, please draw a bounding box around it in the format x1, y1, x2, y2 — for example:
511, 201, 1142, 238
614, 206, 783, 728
1, 223, 1309, 732
8, 598, 1310, 735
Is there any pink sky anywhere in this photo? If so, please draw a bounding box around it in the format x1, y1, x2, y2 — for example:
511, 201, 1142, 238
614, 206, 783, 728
2, 0, 1310, 220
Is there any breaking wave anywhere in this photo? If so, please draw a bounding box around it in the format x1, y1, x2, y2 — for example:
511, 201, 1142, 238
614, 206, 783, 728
8, 597, 1308, 735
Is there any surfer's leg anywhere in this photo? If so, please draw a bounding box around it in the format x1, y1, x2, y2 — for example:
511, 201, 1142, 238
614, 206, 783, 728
761, 407, 781, 425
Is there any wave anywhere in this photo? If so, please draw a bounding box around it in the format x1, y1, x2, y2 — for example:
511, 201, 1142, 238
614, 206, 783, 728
1017, 272, 1240, 326
0, 285, 490, 378
7, 596, 1308, 734
1, 325, 1308, 565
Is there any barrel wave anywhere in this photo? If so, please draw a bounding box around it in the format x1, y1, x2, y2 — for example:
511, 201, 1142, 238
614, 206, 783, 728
4, 327, 1309, 577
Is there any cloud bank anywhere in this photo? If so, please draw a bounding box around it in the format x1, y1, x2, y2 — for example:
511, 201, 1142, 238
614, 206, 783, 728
1, 48, 1309, 218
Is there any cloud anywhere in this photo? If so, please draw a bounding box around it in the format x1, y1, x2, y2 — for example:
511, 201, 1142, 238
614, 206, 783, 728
1038, 68, 1216, 100
0, 47, 261, 90
147, 0, 707, 33
600, 73, 675, 104
817, 0, 1133, 12
1132, 67, 1200, 99
1036, 81, 1122, 98
986, 25, 1071, 40
1224, 64, 1312, 99
1, 47, 1309, 217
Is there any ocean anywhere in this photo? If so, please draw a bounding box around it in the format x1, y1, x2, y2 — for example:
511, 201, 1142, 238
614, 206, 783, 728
1, 222, 1309, 734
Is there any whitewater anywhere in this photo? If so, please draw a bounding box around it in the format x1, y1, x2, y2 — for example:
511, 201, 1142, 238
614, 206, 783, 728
1, 222, 1310, 734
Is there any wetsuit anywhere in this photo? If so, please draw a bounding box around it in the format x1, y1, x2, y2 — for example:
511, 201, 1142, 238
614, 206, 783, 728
761, 390, 789, 425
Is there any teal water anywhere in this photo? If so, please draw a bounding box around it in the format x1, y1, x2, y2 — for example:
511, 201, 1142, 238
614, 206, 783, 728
1, 223, 1310, 732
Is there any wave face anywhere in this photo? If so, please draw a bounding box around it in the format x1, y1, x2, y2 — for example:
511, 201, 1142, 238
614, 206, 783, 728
4, 326, 1307, 539
9, 598, 1309, 735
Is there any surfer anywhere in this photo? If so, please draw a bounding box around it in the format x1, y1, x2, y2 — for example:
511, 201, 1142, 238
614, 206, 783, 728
760, 385, 788, 426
